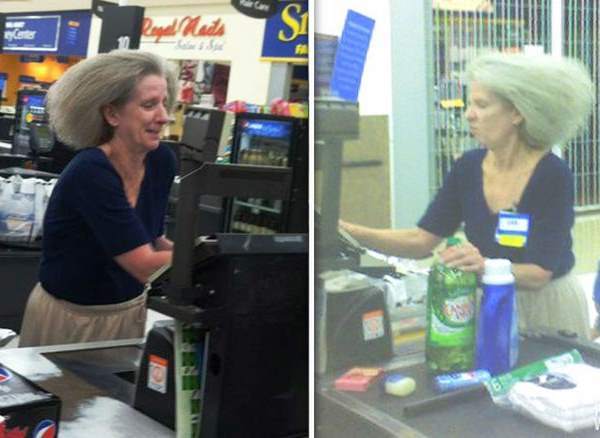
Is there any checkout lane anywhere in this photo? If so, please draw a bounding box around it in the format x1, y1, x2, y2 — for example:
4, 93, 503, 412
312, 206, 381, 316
0, 339, 173, 438
315, 98, 600, 437
317, 288, 600, 438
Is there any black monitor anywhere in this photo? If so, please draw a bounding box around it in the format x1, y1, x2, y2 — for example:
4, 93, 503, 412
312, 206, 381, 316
29, 122, 55, 154
0, 73, 7, 102
180, 107, 227, 168
12, 89, 47, 155
166, 109, 230, 239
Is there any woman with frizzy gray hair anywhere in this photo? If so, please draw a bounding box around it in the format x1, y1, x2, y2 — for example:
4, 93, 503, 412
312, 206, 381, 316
19, 50, 179, 346
341, 51, 594, 339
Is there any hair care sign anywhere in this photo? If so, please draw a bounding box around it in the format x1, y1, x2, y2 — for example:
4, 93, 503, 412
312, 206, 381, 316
140, 15, 237, 60
231, 0, 278, 19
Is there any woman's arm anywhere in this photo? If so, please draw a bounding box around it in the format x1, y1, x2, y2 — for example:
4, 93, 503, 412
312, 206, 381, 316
115, 244, 172, 284
154, 235, 173, 251
340, 221, 443, 259
511, 263, 552, 290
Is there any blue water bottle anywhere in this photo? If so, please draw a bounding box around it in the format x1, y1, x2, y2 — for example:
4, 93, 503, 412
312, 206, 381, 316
476, 258, 519, 376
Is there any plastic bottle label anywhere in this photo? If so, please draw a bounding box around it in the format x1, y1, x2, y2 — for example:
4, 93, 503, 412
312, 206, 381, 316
440, 294, 475, 326
430, 294, 475, 345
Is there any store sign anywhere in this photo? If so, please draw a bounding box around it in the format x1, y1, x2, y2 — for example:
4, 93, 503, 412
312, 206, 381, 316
140, 15, 228, 58
329, 10, 374, 102
231, 0, 277, 19
3, 15, 60, 52
433, 0, 494, 12
2, 12, 90, 56
261, 0, 308, 63
98, 5, 144, 53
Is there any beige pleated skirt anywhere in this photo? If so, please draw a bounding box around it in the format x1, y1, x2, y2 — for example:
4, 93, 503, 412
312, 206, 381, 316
19, 283, 147, 347
516, 272, 591, 341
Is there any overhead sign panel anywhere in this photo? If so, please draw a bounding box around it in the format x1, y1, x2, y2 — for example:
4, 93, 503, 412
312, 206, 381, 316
329, 10, 375, 102
3, 15, 61, 52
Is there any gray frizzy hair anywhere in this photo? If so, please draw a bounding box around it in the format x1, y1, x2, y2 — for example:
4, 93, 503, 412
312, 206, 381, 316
46, 50, 178, 149
466, 51, 595, 149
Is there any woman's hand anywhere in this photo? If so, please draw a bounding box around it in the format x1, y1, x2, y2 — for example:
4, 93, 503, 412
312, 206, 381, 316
338, 219, 355, 235
439, 241, 485, 276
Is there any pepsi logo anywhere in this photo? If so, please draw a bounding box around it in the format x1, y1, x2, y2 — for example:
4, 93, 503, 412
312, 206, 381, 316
0, 368, 12, 383
33, 419, 57, 438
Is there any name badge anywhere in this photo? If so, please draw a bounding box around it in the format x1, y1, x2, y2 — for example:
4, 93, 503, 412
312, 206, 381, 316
495, 210, 530, 248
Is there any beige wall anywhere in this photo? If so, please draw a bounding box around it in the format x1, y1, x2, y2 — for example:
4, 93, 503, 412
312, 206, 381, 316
316, 115, 391, 229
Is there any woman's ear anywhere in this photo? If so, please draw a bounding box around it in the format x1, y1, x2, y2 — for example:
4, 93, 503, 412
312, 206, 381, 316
102, 104, 120, 128
512, 108, 524, 126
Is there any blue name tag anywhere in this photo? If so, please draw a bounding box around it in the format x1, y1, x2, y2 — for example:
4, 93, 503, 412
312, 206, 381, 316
495, 211, 530, 248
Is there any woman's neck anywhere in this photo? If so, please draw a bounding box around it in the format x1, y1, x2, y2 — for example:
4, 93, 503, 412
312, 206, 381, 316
487, 137, 545, 172
100, 139, 145, 178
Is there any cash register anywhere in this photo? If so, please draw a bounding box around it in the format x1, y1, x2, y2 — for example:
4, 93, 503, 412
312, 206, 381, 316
135, 131, 308, 437
315, 98, 395, 375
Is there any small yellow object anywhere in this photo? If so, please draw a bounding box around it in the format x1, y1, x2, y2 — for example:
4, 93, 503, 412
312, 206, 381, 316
496, 234, 526, 248
440, 98, 464, 109
384, 374, 416, 397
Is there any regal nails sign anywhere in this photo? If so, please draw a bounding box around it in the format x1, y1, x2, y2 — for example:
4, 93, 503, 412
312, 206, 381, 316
140, 15, 231, 59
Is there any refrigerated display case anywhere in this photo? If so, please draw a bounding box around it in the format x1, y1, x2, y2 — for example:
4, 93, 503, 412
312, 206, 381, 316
225, 113, 308, 234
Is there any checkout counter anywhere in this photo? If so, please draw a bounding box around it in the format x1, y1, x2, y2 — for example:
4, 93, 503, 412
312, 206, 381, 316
314, 98, 600, 437
317, 322, 600, 437
0, 339, 173, 437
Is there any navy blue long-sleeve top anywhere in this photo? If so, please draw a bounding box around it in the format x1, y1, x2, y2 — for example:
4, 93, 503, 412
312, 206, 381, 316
418, 148, 575, 279
39, 143, 176, 305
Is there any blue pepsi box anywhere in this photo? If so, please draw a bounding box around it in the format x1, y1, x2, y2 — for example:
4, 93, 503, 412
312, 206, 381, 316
0, 364, 61, 437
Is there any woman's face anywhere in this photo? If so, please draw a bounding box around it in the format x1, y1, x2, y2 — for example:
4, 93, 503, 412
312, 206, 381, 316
465, 82, 522, 149
108, 74, 169, 152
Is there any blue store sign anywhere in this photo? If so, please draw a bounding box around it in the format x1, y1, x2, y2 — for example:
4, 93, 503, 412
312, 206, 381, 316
329, 10, 375, 102
261, 0, 307, 63
3, 11, 91, 56
4, 15, 61, 52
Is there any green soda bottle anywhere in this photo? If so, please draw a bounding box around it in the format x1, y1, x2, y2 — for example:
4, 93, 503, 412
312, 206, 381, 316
425, 236, 477, 373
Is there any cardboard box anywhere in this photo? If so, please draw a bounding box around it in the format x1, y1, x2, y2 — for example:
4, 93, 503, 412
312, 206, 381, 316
0, 364, 60, 438
334, 367, 384, 392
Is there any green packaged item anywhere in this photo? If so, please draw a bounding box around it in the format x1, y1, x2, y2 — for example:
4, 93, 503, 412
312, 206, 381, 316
484, 349, 583, 405
425, 236, 477, 373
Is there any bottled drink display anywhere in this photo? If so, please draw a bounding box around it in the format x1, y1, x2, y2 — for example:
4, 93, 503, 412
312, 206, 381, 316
425, 236, 477, 373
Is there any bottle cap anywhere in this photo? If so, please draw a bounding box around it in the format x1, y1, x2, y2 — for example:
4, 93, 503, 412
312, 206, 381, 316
446, 236, 461, 247
484, 258, 512, 277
